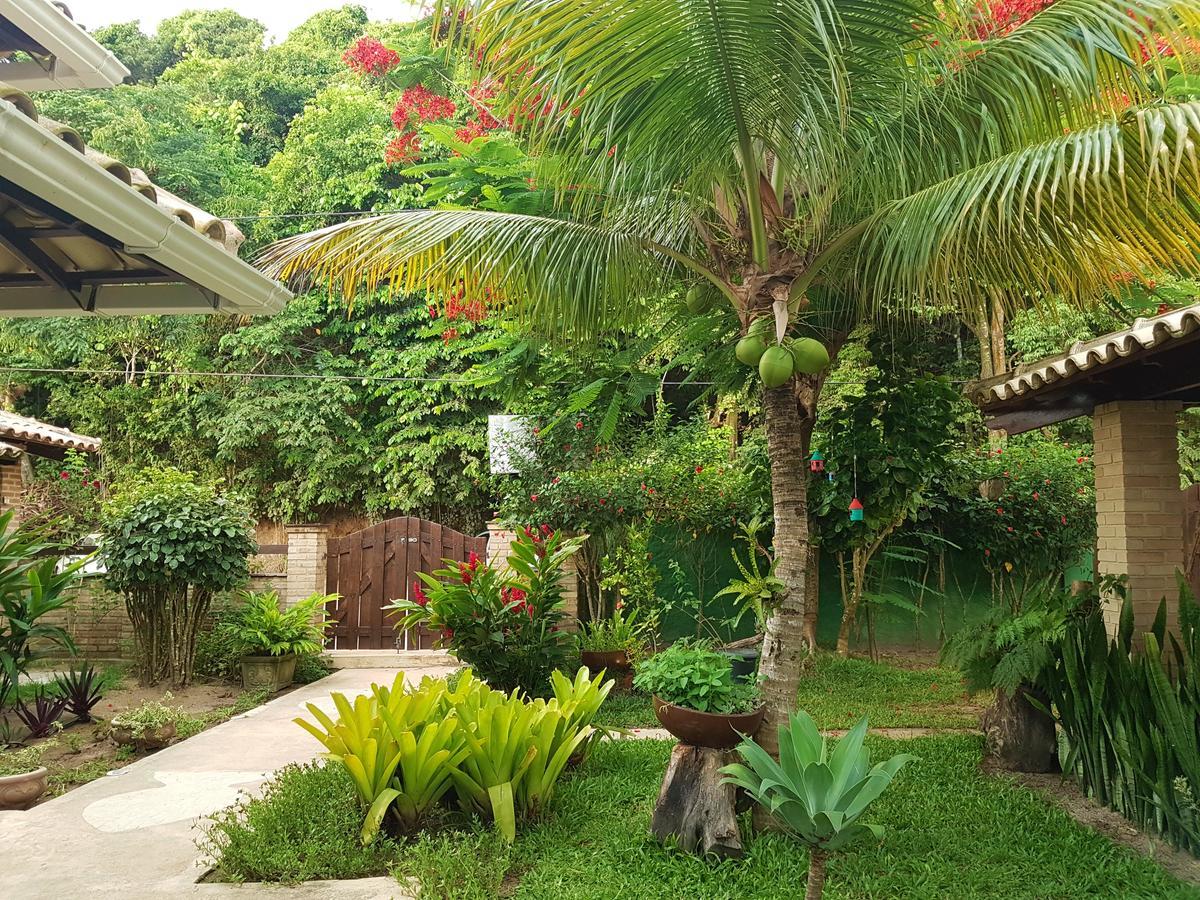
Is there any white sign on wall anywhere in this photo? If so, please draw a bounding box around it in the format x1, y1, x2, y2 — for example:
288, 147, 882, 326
488, 415, 535, 474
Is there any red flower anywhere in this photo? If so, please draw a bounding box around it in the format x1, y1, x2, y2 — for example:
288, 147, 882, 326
551, 477, 560, 485
412, 580, 428, 607
428, 303, 439, 318
60, 471, 69, 479
342, 36, 400, 77
1032, 491, 1039, 501
467, 550, 480, 571
441, 627, 454, 642
995, 507, 1004, 516
1061, 516, 1068, 525
459, 562, 473, 585
575, 421, 583, 430
1007, 526, 1014, 532
695, 465, 703, 474
385, 131, 421, 165
530, 493, 539, 503
392, 84, 456, 128
984, 549, 991, 557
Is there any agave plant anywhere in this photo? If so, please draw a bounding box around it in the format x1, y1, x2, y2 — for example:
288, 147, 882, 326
721, 712, 912, 899
54, 664, 106, 723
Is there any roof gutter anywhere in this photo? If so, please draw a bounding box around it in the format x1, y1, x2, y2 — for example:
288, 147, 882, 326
0, 0, 129, 89
0, 97, 291, 315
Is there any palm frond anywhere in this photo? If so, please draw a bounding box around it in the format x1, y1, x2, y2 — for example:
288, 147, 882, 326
848, 101, 1200, 311
259, 209, 701, 339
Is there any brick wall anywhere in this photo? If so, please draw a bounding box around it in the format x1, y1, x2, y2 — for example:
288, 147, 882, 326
284, 525, 328, 606
1093, 400, 1185, 637
0, 461, 24, 515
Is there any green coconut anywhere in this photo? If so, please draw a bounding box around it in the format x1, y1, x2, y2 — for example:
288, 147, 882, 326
758, 345, 795, 388
790, 337, 831, 375
735, 335, 766, 366
747, 316, 772, 341
686, 285, 713, 314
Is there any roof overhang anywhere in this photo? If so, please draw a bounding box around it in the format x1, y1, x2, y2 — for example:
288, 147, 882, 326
968, 305, 1200, 434
0, 1, 128, 90
0, 94, 292, 317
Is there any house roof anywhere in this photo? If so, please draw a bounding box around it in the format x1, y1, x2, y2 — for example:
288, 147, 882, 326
0, 409, 100, 452
0, 1, 128, 90
0, 85, 292, 317
968, 303, 1200, 434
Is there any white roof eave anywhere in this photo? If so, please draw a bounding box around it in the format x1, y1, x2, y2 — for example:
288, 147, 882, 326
0, 0, 129, 89
0, 97, 291, 317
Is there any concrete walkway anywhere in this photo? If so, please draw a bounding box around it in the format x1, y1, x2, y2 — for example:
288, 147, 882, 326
0, 667, 451, 900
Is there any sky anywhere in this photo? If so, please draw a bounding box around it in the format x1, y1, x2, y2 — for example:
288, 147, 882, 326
67, 1, 424, 41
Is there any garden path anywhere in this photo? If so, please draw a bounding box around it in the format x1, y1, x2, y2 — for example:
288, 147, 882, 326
0, 666, 452, 899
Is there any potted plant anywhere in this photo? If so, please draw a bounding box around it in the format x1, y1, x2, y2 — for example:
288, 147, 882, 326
229, 590, 333, 693
633, 641, 764, 749
0, 742, 50, 810
110, 695, 183, 751
577, 603, 654, 691
715, 515, 783, 682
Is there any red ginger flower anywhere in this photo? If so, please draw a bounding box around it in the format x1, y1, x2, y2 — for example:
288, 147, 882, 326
458, 562, 473, 585
412, 580, 428, 607
342, 36, 400, 77
467, 550, 480, 570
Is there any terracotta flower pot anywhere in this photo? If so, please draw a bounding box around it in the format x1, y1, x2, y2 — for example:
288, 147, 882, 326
111, 722, 176, 752
652, 696, 765, 749
241, 653, 297, 693
0, 766, 48, 810
580, 650, 634, 691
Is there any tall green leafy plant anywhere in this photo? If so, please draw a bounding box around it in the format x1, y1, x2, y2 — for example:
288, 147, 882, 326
721, 712, 913, 900
102, 468, 255, 686
228, 590, 334, 657
0, 510, 86, 709
1041, 579, 1200, 852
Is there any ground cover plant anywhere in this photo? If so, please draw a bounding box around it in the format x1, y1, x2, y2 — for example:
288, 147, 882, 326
388, 735, 1190, 900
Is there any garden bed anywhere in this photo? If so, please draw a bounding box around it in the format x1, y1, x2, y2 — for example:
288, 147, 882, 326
13, 666, 284, 802
202, 735, 1194, 899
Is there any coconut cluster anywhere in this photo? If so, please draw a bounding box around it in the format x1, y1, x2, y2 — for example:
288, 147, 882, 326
734, 317, 829, 388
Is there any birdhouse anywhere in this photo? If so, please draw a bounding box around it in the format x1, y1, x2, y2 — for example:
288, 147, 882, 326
849, 497, 864, 522
809, 450, 825, 473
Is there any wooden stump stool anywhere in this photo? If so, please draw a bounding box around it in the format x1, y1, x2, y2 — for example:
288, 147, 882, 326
649, 743, 744, 859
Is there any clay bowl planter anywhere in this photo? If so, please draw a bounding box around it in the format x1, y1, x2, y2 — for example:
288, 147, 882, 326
241, 653, 297, 693
111, 722, 176, 752
652, 696, 766, 749
581, 650, 634, 691
0, 767, 48, 810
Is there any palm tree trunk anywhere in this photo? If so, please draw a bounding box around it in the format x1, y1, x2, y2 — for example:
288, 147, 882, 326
757, 381, 815, 760
805, 848, 828, 900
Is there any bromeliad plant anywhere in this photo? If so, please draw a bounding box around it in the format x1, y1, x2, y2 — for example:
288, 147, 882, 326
295, 667, 611, 843
53, 664, 107, 723
388, 528, 586, 695
721, 712, 913, 900
577, 603, 656, 656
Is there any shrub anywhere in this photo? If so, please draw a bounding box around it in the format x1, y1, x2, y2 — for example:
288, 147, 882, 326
577, 603, 654, 655
194, 601, 243, 681
633, 641, 758, 713
389, 528, 584, 695
101, 468, 255, 685
227, 590, 332, 657
292, 653, 330, 684
199, 761, 401, 884
111, 694, 185, 737
0, 741, 51, 777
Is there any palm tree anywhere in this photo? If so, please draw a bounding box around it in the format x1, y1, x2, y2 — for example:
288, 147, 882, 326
263, 0, 1200, 757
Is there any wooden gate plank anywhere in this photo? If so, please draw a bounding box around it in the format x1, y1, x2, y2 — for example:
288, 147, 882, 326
382, 518, 404, 648
361, 523, 385, 650
325, 537, 343, 650
346, 531, 364, 651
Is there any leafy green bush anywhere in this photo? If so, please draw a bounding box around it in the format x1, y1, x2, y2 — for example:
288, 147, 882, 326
292, 653, 330, 684
194, 601, 243, 681
633, 641, 758, 713
199, 761, 401, 883
577, 604, 654, 655
110, 694, 185, 736
101, 468, 256, 685
389, 529, 584, 695
227, 590, 332, 657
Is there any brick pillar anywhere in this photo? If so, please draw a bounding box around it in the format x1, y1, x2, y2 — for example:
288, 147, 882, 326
285, 524, 328, 607
0, 459, 25, 515
485, 519, 580, 622
1093, 401, 1185, 637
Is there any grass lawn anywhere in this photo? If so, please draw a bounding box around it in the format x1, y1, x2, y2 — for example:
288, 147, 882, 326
593, 652, 985, 732
394, 736, 1194, 899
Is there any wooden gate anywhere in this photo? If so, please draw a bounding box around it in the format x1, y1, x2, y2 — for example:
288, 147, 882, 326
325, 517, 487, 650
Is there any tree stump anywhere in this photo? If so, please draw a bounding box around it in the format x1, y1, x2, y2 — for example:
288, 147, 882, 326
981, 682, 1059, 773
650, 743, 744, 859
